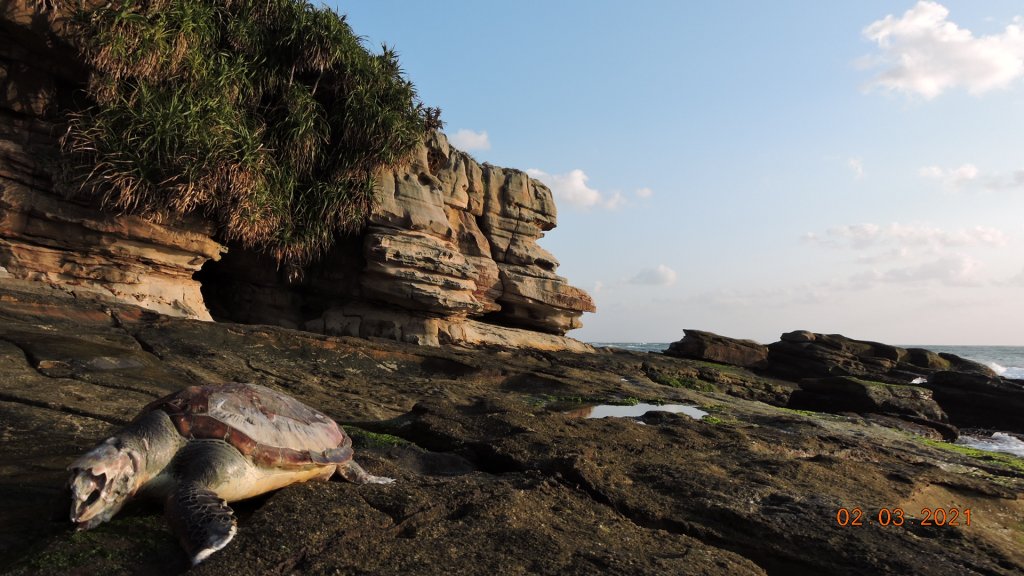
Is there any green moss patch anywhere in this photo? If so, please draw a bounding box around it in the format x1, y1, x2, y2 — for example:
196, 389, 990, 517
346, 426, 410, 449
918, 438, 1024, 474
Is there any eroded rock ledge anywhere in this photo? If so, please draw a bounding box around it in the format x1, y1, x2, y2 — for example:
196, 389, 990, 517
197, 132, 595, 351
0, 4, 594, 350
666, 328, 1024, 435
0, 3, 226, 319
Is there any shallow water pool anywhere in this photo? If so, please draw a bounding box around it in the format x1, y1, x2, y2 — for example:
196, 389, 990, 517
582, 403, 708, 420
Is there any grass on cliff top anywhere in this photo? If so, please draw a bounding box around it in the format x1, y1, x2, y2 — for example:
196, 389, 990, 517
58, 0, 441, 277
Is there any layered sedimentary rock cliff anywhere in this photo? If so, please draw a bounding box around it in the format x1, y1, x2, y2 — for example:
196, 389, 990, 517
0, 3, 594, 350
0, 2, 226, 319
198, 132, 595, 349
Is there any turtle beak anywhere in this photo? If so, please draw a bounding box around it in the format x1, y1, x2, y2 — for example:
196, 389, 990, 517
69, 468, 106, 526
67, 439, 137, 528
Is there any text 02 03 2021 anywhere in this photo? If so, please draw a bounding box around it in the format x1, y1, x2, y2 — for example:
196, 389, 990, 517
835, 507, 971, 527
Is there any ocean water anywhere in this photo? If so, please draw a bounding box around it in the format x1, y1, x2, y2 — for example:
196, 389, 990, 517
956, 432, 1024, 458
591, 342, 672, 353
592, 342, 1024, 380
911, 345, 1024, 380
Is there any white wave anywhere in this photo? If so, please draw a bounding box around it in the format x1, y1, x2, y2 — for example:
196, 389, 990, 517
955, 432, 1024, 458
986, 362, 1007, 375
910, 377, 927, 384
1003, 366, 1024, 379
981, 361, 1024, 379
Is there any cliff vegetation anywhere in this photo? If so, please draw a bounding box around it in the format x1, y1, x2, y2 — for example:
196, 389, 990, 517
58, 0, 440, 275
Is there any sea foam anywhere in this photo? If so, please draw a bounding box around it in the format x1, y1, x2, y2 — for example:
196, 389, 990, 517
956, 432, 1024, 458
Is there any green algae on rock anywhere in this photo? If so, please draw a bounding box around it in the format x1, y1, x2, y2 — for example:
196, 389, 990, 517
1, 283, 1022, 575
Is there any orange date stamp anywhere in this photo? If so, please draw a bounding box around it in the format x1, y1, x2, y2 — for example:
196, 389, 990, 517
835, 507, 971, 527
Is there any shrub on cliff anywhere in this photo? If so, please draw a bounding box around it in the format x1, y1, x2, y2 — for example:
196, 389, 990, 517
59, 0, 440, 275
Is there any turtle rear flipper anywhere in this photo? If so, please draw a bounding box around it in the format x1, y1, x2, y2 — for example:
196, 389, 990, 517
166, 483, 237, 565
337, 460, 394, 485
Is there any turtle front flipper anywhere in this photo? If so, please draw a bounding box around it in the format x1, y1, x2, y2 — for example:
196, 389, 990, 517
337, 460, 395, 485
166, 483, 237, 565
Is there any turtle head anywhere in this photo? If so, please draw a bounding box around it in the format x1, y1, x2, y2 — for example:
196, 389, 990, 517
68, 438, 142, 529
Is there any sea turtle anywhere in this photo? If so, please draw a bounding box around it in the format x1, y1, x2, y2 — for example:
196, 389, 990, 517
67, 383, 393, 565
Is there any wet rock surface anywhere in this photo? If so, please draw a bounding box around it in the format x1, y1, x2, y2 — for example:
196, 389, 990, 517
1, 284, 1023, 575
669, 329, 1024, 436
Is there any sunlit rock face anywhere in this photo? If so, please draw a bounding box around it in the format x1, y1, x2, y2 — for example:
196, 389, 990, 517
0, 6, 594, 349
0, 5, 226, 320
199, 132, 596, 350
366, 132, 596, 334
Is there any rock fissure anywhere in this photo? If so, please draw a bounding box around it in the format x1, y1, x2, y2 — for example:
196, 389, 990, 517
0, 390, 127, 425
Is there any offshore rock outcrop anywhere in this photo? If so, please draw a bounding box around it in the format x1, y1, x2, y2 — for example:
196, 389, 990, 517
0, 4, 594, 350
665, 329, 769, 368
666, 328, 1024, 435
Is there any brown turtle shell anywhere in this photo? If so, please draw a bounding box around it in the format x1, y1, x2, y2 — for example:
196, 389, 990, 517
142, 383, 353, 470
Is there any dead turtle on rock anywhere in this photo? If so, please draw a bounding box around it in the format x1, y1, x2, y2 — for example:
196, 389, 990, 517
67, 383, 393, 565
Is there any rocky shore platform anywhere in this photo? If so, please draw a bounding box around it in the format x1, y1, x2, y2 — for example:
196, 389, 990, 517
1, 285, 1022, 575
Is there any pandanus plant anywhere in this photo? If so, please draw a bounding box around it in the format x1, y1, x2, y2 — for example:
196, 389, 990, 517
58, 0, 442, 278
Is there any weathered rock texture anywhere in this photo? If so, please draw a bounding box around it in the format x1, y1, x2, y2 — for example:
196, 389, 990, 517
671, 329, 1024, 435
1, 283, 1022, 576
0, 4, 226, 319
766, 330, 997, 383
196, 131, 595, 350
0, 4, 594, 350
665, 329, 769, 367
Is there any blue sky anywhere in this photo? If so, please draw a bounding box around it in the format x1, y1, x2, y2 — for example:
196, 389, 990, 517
334, 1, 1024, 345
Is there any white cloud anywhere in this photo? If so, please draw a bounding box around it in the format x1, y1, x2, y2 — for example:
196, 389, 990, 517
605, 191, 626, 210
919, 163, 979, 189
861, 1, 1024, 99
635, 187, 654, 198
806, 222, 1009, 250
848, 157, 865, 179
851, 254, 985, 287
449, 129, 491, 151
805, 222, 1010, 289
593, 280, 605, 294
629, 264, 677, 287
526, 168, 625, 210
1000, 267, 1024, 286
985, 170, 1024, 190
920, 163, 1024, 191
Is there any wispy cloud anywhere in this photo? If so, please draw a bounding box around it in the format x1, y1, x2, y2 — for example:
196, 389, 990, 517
860, 1, 1024, 99
919, 163, 1024, 191
805, 222, 1009, 288
848, 157, 865, 179
919, 163, 979, 189
449, 129, 491, 151
526, 168, 624, 210
635, 187, 654, 199
851, 254, 985, 287
1000, 267, 1024, 287
984, 170, 1024, 191
629, 264, 677, 287
804, 223, 1008, 250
